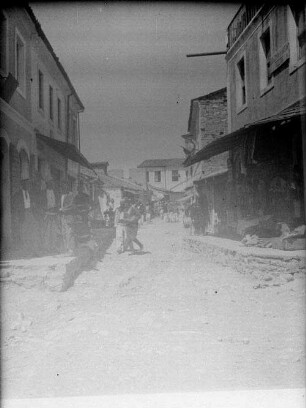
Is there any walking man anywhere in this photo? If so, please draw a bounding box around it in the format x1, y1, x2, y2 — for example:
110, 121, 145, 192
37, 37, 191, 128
60, 179, 75, 255
114, 198, 129, 254
125, 200, 143, 252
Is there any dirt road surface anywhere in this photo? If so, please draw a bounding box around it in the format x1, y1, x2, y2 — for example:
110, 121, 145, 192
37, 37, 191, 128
2, 220, 305, 399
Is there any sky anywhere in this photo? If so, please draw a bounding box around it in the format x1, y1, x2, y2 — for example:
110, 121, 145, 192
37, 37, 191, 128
30, 1, 239, 170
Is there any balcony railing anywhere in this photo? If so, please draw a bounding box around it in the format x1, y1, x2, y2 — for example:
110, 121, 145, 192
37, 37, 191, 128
227, 4, 263, 49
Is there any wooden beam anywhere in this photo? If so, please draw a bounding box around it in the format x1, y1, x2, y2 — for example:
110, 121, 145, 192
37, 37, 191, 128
186, 51, 227, 58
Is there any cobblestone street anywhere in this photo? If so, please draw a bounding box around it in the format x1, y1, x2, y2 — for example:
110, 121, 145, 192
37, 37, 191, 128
2, 219, 305, 401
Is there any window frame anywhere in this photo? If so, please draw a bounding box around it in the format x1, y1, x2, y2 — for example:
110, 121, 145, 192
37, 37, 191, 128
57, 97, 62, 130
49, 85, 54, 121
154, 170, 161, 183
235, 52, 248, 112
258, 23, 274, 95
287, 5, 306, 73
71, 115, 77, 146
38, 69, 44, 111
0, 10, 8, 76
172, 169, 179, 182
15, 28, 26, 97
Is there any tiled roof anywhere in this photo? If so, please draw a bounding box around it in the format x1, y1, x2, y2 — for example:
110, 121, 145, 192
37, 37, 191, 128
247, 97, 306, 127
137, 158, 185, 168
191, 87, 227, 102
91, 161, 109, 169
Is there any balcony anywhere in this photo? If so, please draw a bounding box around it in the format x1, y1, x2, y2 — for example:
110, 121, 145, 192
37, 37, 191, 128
227, 4, 263, 49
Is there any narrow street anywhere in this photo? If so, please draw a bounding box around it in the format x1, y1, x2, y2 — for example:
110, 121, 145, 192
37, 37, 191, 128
2, 220, 305, 399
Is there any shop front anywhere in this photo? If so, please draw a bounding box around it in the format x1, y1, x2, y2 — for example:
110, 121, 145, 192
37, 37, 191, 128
194, 169, 228, 236
186, 99, 306, 243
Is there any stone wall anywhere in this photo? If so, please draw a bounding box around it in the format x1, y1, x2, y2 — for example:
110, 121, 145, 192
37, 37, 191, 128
195, 88, 229, 178
1, 228, 115, 292
183, 235, 306, 284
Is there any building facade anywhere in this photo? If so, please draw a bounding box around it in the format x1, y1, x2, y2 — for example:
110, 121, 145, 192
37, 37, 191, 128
182, 88, 228, 234
226, 3, 305, 235
137, 158, 186, 191
0, 6, 86, 246
188, 3, 306, 239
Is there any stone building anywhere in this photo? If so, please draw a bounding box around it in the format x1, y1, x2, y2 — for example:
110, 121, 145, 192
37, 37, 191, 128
182, 88, 228, 234
188, 3, 306, 240
0, 6, 89, 246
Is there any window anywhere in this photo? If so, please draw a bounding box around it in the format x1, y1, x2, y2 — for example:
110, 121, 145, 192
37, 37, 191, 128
259, 27, 272, 90
38, 70, 44, 110
154, 170, 161, 182
71, 116, 77, 146
288, 5, 306, 68
172, 170, 179, 182
15, 31, 25, 94
49, 86, 53, 120
236, 56, 247, 108
146, 171, 149, 182
0, 12, 7, 73
57, 98, 62, 129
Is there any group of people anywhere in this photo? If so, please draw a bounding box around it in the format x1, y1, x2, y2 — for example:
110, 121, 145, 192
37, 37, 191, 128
11, 175, 92, 258
114, 198, 144, 254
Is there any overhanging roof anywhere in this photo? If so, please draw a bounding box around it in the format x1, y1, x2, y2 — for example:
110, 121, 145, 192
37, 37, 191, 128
138, 158, 184, 168
98, 173, 145, 192
185, 97, 306, 166
36, 133, 92, 169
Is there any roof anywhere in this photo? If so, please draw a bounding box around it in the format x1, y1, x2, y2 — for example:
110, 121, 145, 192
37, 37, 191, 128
36, 133, 92, 169
98, 174, 145, 192
188, 87, 227, 132
185, 97, 306, 166
91, 161, 109, 169
137, 158, 185, 168
26, 6, 84, 111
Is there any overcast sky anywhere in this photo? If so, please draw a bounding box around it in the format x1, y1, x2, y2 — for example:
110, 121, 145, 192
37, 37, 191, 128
30, 2, 239, 170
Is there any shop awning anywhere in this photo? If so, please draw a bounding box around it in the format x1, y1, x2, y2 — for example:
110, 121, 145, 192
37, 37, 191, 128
36, 132, 92, 169
184, 97, 306, 166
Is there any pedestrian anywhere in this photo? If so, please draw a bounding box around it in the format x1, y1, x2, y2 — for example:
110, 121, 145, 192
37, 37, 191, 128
189, 198, 202, 235
43, 179, 61, 253
145, 203, 151, 223
114, 198, 129, 254
71, 180, 93, 246
60, 179, 75, 255
137, 201, 145, 225
97, 187, 108, 224
104, 198, 115, 227
199, 193, 209, 235
12, 179, 41, 257
125, 200, 143, 252
31, 172, 47, 246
